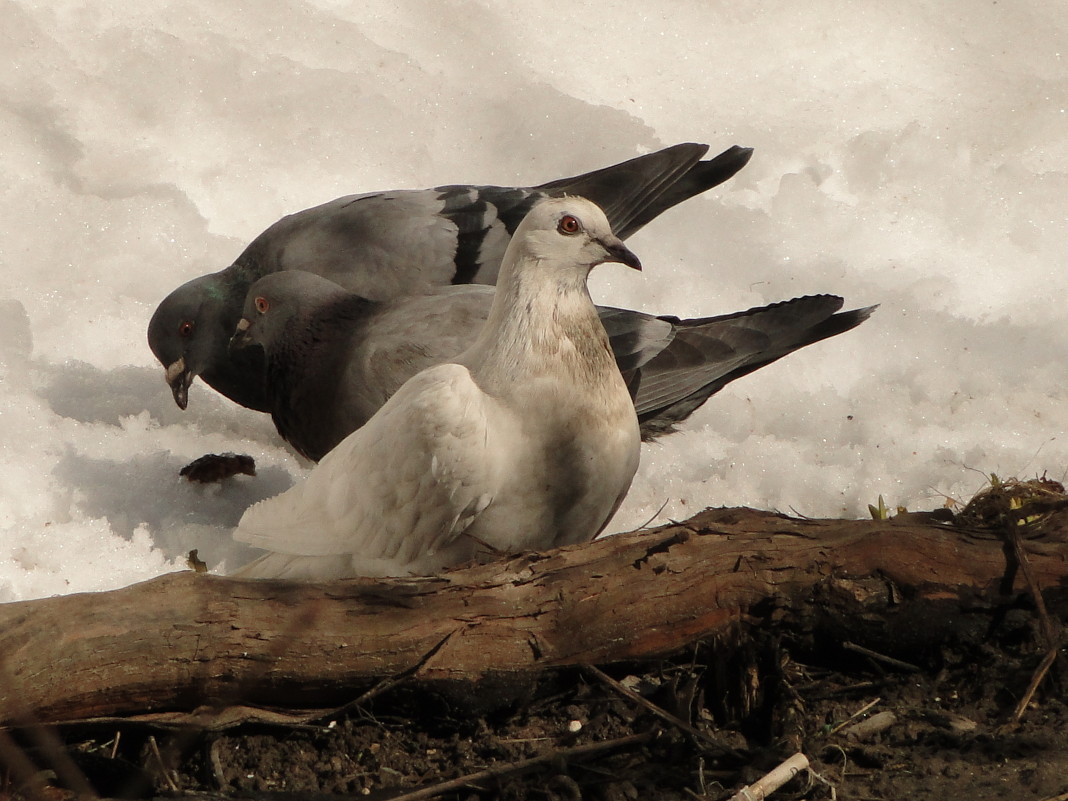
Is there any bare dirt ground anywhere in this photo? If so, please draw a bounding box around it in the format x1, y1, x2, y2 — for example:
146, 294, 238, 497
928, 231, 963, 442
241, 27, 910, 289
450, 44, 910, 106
195, 630, 1068, 801
6, 593, 1067, 800
4, 485, 1067, 800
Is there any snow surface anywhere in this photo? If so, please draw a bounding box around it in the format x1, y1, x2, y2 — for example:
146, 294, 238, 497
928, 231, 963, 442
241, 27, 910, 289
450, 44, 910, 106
2, 1, 1066, 601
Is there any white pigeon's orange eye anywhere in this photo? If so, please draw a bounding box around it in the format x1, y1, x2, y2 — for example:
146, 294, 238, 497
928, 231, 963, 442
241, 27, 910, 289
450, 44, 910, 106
558, 214, 581, 235
178, 321, 194, 338
255, 297, 270, 314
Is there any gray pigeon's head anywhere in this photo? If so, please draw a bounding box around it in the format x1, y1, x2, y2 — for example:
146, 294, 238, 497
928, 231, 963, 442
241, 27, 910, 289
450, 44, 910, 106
230, 271, 352, 355
511, 196, 642, 275
148, 272, 248, 410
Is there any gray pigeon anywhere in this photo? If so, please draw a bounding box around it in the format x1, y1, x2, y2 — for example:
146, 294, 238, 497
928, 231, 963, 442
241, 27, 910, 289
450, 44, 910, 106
230, 271, 875, 462
231, 197, 642, 579
148, 143, 752, 411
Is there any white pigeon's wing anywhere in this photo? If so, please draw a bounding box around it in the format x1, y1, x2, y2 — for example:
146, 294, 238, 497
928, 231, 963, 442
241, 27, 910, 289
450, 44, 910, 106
234, 363, 500, 571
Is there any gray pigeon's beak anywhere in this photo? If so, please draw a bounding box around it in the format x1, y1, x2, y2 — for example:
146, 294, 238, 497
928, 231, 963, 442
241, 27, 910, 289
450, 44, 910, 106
164, 357, 194, 411
229, 317, 253, 353
601, 237, 642, 272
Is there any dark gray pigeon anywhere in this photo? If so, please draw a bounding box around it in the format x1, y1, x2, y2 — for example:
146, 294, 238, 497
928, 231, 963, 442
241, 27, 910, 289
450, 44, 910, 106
230, 270, 875, 462
148, 143, 752, 411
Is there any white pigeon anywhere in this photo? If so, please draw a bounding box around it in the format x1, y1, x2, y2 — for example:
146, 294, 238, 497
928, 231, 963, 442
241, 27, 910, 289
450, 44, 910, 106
231, 196, 643, 579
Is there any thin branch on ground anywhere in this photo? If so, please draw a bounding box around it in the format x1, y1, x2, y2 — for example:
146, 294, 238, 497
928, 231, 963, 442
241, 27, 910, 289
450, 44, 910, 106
583, 665, 733, 756
1003, 524, 1062, 726
382, 730, 655, 801
148, 735, 179, 794
1006, 525, 1060, 649
1008, 646, 1060, 727
311, 629, 460, 724
827, 698, 881, 736
841, 642, 920, 673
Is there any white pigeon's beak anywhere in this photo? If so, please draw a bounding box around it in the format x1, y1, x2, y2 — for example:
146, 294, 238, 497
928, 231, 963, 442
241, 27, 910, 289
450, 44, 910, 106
600, 237, 642, 272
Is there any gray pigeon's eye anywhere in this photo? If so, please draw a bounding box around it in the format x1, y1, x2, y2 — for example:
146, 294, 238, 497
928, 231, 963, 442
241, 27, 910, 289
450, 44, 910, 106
255, 297, 270, 314
178, 321, 194, 338
558, 214, 581, 235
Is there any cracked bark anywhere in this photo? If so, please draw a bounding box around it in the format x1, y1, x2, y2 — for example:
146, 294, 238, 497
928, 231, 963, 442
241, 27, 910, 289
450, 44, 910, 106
2, 507, 1066, 727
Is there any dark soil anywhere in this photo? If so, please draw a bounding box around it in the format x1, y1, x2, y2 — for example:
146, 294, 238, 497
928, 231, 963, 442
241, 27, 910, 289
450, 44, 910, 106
5, 481, 1068, 800
5, 614, 1066, 801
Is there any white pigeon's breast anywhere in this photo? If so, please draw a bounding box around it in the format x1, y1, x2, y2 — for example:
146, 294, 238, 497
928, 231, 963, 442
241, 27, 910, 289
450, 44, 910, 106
468, 374, 640, 552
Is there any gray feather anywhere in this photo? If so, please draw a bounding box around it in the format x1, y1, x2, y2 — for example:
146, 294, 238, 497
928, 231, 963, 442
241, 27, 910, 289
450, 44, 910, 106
148, 143, 751, 413
234, 272, 874, 461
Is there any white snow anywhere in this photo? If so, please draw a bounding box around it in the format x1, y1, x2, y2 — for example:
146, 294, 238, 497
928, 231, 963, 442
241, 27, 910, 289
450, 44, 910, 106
2, 0, 1066, 600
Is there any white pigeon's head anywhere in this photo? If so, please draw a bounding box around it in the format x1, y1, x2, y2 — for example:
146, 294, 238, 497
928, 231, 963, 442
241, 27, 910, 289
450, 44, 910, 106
510, 196, 642, 276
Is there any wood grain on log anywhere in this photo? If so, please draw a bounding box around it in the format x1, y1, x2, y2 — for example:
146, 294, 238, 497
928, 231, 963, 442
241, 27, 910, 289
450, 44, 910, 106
2, 507, 1065, 726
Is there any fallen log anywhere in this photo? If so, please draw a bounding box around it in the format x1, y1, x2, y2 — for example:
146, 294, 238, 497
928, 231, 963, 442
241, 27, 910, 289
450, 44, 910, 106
2, 506, 1066, 727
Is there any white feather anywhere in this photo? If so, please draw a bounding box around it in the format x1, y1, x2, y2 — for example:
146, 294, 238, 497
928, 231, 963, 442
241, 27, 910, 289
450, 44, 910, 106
231, 196, 641, 579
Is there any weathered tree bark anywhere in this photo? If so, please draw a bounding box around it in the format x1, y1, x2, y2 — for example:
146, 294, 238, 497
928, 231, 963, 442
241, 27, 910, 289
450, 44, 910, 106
2, 507, 1066, 727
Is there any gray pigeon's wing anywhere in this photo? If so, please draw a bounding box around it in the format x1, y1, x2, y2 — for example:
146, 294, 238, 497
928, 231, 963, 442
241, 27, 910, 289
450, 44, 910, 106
355, 286, 493, 394
269, 287, 671, 461
633, 296, 876, 438
535, 143, 753, 239
336, 294, 676, 439
274, 286, 495, 461
596, 306, 676, 398
233, 144, 752, 294
405, 144, 715, 285
235, 190, 475, 300
233, 363, 500, 576
254, 282, 872, 460
450, 144, 754, 282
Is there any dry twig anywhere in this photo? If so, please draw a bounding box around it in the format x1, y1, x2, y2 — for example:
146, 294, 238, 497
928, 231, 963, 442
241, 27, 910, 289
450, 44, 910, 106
583, 665, 730, 755
382, 730, 654, 801
841, 642, 920, 673
1009, 646, 1060, 727
147, 735, 179, 794
827, 698, 881, 736
1003, 525, 1063, 726
1006, 526, 1060, 649
728, 752, 810, 801
310, 629, 459, 724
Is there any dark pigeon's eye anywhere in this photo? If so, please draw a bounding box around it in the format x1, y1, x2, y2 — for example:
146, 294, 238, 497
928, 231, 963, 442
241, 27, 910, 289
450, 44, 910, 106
255, 297, 270, 314
558, 214, 581, 235
178, 321, 194, 338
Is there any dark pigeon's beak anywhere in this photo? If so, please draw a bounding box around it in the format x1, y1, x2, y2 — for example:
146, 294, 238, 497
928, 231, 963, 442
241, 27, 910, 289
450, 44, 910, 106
164, 357, 195, 411
229, 317, 253, 353
601, 237, 642, 272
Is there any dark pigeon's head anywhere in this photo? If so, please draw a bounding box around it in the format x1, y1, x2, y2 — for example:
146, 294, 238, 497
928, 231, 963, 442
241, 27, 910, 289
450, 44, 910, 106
229, 271, 354, 355
148, 271, 268, 411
